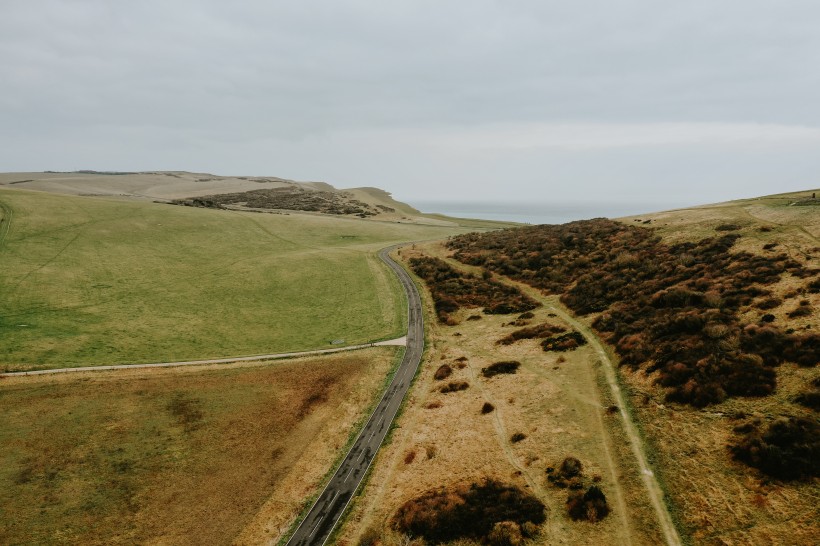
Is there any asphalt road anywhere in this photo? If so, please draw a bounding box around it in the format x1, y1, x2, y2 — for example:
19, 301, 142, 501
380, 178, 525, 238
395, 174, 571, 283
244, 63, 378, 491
285, 245, 424, 546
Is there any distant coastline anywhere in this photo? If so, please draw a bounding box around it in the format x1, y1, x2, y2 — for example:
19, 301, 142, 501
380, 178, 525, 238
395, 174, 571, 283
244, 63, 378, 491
411, 200, 699, 225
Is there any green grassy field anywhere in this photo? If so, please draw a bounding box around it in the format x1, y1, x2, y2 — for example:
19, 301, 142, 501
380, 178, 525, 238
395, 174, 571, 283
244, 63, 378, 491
0, 189, 470, 370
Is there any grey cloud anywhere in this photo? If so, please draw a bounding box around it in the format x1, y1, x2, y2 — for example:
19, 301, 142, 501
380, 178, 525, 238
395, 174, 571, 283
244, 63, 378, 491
1, 0, 818, 203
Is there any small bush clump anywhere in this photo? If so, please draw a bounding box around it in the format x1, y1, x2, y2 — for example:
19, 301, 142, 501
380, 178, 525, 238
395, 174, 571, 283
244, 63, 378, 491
546, 456, 610, 522
482, 361, 521, 377
510, 432, 527, 443
541, 331, 587, 352
566, 486, 610, 522
434, 364, 453, 380
497, 322, 567, 345
787, 304, 813, 318
481, 402, 496, 414
440, 381, 470, 394
391, 479, 546, 544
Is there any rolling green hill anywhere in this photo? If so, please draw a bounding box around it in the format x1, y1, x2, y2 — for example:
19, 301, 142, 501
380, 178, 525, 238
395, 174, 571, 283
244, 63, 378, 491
0, 188, 473, 371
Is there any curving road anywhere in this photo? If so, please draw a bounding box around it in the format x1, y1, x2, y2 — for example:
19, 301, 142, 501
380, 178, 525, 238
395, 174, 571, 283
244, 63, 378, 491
285, 245, 424, 546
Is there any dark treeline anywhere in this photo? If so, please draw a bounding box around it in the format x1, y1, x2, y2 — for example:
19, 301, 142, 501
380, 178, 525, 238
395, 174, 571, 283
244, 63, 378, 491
448, 219, 818, 407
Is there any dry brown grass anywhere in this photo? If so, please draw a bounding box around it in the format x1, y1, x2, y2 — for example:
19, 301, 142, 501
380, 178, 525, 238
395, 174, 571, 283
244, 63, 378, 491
624, 365, 819, 545
334, 244, 664, 546
0, 348, 398, 545
618, 196, 820, 544
337, 194, 819, 545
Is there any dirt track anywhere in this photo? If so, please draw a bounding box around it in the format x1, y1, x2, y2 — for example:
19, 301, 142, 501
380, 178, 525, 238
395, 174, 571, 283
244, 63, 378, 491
516, 283, 683, 546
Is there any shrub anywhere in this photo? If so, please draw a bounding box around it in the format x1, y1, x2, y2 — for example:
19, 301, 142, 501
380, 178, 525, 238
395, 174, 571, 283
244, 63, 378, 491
497, 322, 566, 345
787, 305, 813, 318
482, 361, 521, 377
404, 451, 416, 464
547, 457, 585, 488
756, 297, 782, 310
542, 331, 587, 352
440, 381, 469, 394
566, 486, 610, 522
729, 417, 820, 480
510, 432, 527, 443
391, 479, 546, 544
481, 402, 496, 414
559, 457, 583, 478
434, 364, 453, 380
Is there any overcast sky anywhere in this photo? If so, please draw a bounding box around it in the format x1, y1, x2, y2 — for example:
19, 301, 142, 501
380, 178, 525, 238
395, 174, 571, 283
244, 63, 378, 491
2, 1, 819, 205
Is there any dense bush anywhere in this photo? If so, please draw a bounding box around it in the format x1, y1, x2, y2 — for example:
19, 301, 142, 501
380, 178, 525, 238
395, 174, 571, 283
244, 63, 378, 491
440, 381, 470, 394
729, 417, 819, 480
391, 479, 546, 544
448, 219, 816, 406
566, 486, 610, 522
408, 255, 538, 323
434, 364, 453, 380
481, 402, 496, 414
541, 331, 587, 352
482, 361, 521, 377
497, 322, 566, 345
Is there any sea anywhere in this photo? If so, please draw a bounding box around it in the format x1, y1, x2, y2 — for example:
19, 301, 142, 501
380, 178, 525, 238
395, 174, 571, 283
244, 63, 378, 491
410, 200, 698, 225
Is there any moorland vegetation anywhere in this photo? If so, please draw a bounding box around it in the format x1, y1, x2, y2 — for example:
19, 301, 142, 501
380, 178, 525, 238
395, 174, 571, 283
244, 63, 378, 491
391, 479, 546, 545
407, 255, 538, 324
447, 219, 818, 408
172, 186, 386, 217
